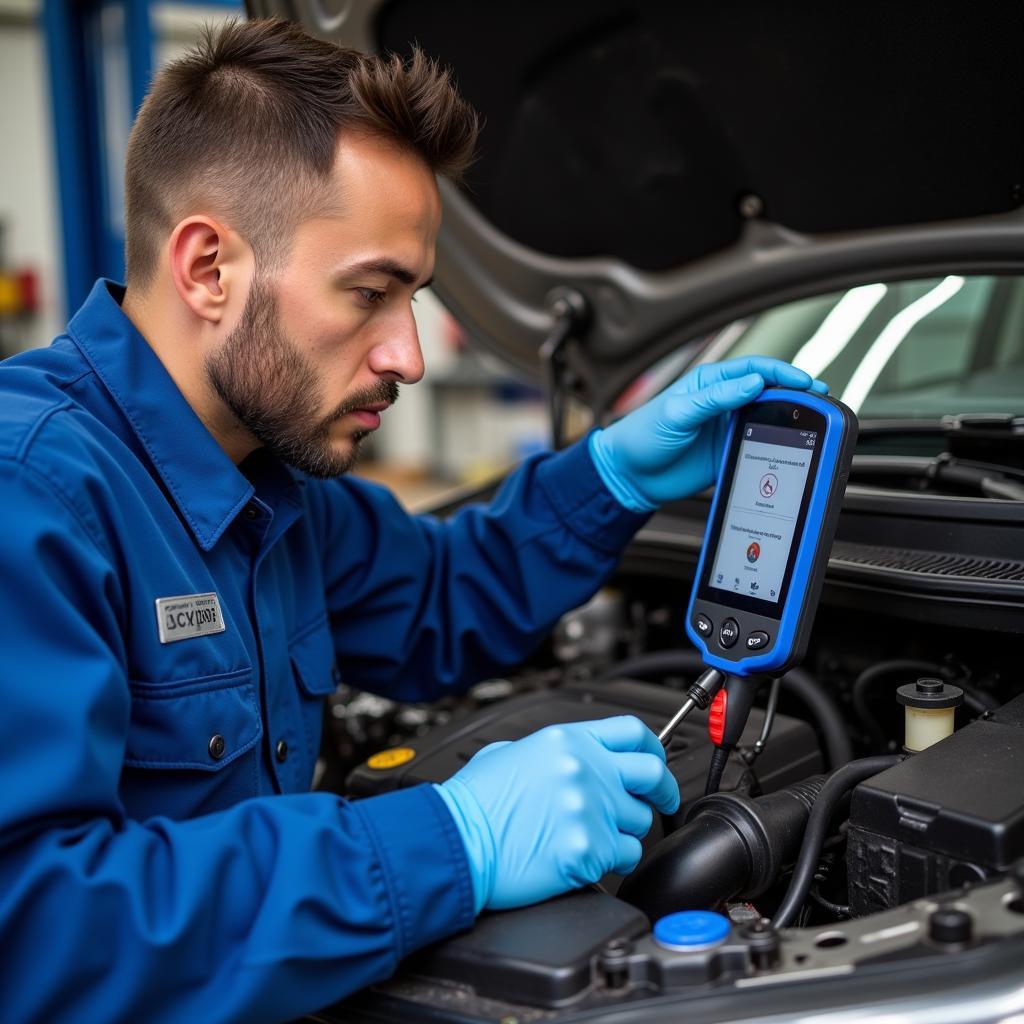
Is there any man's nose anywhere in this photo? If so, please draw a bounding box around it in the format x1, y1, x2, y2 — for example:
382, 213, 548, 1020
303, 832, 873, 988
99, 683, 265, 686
367, 306, 425, 384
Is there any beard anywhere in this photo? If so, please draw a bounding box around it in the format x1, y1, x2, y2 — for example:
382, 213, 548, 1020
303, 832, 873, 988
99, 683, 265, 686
205, 277, 399, 478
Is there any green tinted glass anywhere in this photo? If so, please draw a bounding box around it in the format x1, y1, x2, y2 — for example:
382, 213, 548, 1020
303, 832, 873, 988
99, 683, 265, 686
702, 275, 1024, 419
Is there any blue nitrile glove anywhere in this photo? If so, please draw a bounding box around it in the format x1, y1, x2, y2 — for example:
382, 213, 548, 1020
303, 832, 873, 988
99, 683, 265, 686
435, 716, 679, 913
589, 357, 829, 511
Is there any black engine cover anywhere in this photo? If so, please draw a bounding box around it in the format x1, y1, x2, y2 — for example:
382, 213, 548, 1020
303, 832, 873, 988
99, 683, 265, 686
347, 678, 822, 843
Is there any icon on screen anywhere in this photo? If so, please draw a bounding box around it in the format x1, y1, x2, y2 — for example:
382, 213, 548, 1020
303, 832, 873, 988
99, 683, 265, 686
716, 572, 724, 584
770, 589, 776, 597
750, 582, 759, 592
745, 427, 753, 438
746, 542, 761, 563
759, 473, 778, 499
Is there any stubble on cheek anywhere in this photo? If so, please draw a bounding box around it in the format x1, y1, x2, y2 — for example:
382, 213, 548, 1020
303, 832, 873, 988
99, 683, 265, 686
204, 279, 361, 478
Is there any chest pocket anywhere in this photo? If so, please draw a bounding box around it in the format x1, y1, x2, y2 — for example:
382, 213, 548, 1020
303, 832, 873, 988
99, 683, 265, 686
120, 667, 263, 821
289, 621, 340, 698
278, 621, 339, 791
124, 669, 262, 771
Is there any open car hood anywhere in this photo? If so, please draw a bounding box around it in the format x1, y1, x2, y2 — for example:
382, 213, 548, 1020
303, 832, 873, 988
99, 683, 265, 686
247, 0, 1024, 418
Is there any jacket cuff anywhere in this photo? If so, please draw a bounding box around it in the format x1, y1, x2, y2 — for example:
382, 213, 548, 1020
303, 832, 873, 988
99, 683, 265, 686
350, 784, 476, 960
535, 433, 652, 555
587, 430, 658, 513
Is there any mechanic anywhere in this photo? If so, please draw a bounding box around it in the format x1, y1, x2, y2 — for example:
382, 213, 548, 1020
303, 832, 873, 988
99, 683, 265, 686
0, 18, 824, 1023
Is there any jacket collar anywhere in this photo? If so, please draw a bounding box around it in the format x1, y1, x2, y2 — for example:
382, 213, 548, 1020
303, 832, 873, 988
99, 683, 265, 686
67, 279, 257, 551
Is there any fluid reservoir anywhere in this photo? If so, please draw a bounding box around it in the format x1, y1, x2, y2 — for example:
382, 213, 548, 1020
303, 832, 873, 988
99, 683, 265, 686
897, 678, 964, 752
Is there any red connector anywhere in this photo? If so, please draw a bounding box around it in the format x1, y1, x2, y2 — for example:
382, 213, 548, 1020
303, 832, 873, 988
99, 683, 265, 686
708, 689, 728, 746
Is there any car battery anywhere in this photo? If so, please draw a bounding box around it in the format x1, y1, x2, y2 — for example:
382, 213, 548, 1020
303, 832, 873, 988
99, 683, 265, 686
847, 691, 1024, 916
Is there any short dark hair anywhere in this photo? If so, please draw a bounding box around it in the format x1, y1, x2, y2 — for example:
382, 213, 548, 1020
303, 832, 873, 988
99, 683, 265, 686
124, 18, 478, 287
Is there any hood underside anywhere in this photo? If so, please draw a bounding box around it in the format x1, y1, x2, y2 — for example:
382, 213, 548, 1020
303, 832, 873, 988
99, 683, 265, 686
248, 0, 1024, 413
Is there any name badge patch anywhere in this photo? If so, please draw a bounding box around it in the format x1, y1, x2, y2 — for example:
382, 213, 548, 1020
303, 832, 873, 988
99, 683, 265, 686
156, 593, 226, 644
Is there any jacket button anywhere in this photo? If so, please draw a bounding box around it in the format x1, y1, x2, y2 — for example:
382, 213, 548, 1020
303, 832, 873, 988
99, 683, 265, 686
275, 739, 289, 763
209, 734, 226, 760
244, 505, 259, 521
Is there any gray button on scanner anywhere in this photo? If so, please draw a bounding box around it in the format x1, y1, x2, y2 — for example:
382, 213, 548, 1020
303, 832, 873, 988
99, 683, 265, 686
719, 619, 739, 649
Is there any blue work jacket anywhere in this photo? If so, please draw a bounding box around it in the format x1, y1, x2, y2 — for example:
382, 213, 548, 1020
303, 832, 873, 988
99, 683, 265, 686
0, 280, 648, 1023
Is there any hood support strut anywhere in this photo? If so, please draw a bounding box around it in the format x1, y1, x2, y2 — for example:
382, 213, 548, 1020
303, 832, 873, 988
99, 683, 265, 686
540, 289, 589, 449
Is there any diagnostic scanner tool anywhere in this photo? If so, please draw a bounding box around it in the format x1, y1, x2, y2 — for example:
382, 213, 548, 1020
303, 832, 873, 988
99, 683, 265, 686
685, 388, 857, 677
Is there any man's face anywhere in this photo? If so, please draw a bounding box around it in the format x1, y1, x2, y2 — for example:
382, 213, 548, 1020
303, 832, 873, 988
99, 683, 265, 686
206, 134, 441, 477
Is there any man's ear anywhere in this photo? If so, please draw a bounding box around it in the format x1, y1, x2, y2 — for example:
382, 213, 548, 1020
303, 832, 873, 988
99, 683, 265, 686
167, 216, 250, 324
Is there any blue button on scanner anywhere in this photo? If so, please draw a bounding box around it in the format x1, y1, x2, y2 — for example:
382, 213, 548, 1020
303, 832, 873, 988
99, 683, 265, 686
653, 910, 731, 952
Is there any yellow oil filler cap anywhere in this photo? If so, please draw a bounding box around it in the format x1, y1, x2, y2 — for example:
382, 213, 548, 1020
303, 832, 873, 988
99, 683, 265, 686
366, 747, 416, 770
897, 678, 965, 752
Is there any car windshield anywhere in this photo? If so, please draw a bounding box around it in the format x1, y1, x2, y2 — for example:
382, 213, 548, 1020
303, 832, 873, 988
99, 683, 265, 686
659, 274, 1024, 421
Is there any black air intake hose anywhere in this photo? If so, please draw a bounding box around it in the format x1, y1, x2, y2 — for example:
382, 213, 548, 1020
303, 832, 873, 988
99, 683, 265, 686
618, 775, 826, 921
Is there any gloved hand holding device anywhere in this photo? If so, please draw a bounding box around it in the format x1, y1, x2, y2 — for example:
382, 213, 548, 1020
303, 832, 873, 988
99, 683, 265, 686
589, 356, 828, 511
437, 359, 821, 915
436, 716, 678, 913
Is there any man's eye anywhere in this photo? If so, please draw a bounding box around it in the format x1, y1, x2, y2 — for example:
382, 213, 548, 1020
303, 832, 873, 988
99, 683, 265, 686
356, 288, 387, 305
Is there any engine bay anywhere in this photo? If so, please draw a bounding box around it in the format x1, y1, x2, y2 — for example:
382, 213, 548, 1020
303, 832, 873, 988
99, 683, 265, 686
309, 536, 1024, 1023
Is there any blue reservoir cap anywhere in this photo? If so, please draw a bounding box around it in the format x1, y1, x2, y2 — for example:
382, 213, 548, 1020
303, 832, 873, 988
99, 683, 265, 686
653, 910, 731, 952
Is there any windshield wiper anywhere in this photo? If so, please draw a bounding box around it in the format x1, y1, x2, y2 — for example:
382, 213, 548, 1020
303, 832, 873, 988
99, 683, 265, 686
850, 452, 1024, 499
926, 454, 1024, 499
857, 413, 1024, 490
859, 413, 1024, 438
